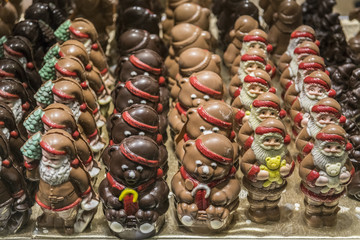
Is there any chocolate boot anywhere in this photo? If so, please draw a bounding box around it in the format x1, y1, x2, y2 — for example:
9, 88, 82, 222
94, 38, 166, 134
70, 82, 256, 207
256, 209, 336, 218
322, 206, 340, 227
248, 207, 267, 223
304, 212, 323, 228
266, 206, 280, 222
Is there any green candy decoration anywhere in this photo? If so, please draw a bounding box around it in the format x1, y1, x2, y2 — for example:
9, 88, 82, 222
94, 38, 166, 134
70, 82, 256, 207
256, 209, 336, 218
0, 36, 7, 58
44, 45, 61, 63
21, 132, 42, 160
39, 57, 57, 81
54, 20, 71, 42
24, 108, 45, 134
35, 81, 54, 107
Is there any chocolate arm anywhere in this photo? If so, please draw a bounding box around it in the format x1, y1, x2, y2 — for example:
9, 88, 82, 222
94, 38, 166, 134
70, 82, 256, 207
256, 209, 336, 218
140, 180, 169, 215
278, 52, 291, 73
210, 177, 240, 207
99, 179, 123, 210
284, 84, 298, 108
70, 167, 91, 197
295, 128, 313, 154
237, 121, 254, 147
171, 172, 193, 204
1, 166, 25, 197
290, 99, 302, 127
299, 154, 317, 183
230, 55, 241, 77
280, 68, 293, 90
240, 148, 258, 179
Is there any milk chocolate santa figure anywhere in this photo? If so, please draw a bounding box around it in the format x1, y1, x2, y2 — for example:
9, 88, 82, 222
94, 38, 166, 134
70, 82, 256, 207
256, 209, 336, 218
267, 0, 302, 63
278, 25, 317, 73
54, 18, 113, 89
23, 103, 100, 179
175, 100, 236, 161
279, 41, 320, 96
21, 129, 99, 234
34, 77, 105, 153
232, 69, 275, 131
99, 136, 169, 239
0, 131, 30, 234
299, 125, 354, 227
238, 93, 286, 153
103, 105, 168, 176
223, 15, 259, 68
284, 55, 326, 110
295, 98, 346, 161
241, 119, 294, 223
171, 47, 221, 100
169, 71, 224, 136
229, 48, 270, 98
172, 133, 240, 231
290, 71, 336, 135
0, 0, 17, 36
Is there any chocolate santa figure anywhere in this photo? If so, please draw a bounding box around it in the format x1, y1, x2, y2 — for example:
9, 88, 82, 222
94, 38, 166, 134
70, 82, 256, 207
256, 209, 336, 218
0, 0, 18, 37
21, 129, 99, 234
34, 77, 105, 153
99, 136, 169, 239
278, 25, 317, 73
54, 18, 113, 89
0, 36, 42, 91
223, 15, 259, 68
175, 100, 236, 161
237, 92, 286, 153
279, 41, 320, 96
299, 124, 354, 227
0, 103, 26, 166
229, 48, 270, 98
103, 104, 168, 176
169, 71, 224, 136
171, 47, 221, 100
289, 71, 336, 135
72, 0, 113, 50
0, 132, 30, 234
23, 103, 100, 179
267, 0, 302, 63
241, 118, 294, 223
231, 69, 275, 131
283, 55, 326, 110
296, 98, 346, 162
172, 133, 240, 231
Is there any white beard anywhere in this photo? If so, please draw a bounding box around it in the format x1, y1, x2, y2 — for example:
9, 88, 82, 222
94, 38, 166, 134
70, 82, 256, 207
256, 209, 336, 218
11, 99, 24, 124
306, 117, 322, 138
1, 128, 10, 140
299, 91, 319, 112
295, 70, 306, 92
66, 101, 81, 121
83, 39, 92, 55
248, 107, 261, 130
251, 134, 286, 165
311, 141, 347, 171
39, 158, 71, 186
287, 38, 310, 58
289, 58, 299, 76
239, 86, 256, 109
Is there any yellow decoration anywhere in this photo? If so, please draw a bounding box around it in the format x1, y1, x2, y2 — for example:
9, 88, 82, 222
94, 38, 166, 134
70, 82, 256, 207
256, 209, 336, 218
119, 188, 138, 203
245, 111, 251, 116
260, 156, 286, 187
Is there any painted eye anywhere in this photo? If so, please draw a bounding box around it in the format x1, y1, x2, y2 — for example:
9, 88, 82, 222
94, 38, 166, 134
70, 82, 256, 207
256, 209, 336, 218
211, 162, 217, 169
212, 127, 219, 132
275, 139, 279, 142
138, 131, 145, 136
122, 164, 128, 171
271, 112, 275, 115
195, 160, 202, 166
143, 72, 150, 76
200, 126, 205, 132
203, 95, 210, 100
191, 94, 197, 99
124, 131, 132, 136
130, 71, 137, 77
136, 166, 143, 172
336, 146, 341, 150
128, 99, 134, 104
262, 111, 266, 115
140, 100, 147, 104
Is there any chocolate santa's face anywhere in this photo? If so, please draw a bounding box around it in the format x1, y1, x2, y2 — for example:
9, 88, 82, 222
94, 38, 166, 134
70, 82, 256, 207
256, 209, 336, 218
244, 62, 264, 75
244, 82, 267, 98
114, 88, 158, 113
256, 107, 278, 121
315, 113, 338, 127
304, 83, 326, 100
320, 141, 344, 157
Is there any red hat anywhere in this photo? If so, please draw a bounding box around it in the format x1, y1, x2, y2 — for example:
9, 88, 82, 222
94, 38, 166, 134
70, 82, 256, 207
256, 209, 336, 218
311, 98, 345, 123
125, 81, 159, 102
290, 25, 316, 41
298, 55, 325, 71
303, 71, 336, 97
315, 124, 351, 150
195, 134, 233, 165
122, 110, 158, 132
129, 54, 162, 75
241, 54, 266, 65
243, 69, 271, 88
252, 92, 286, 119
189, 72, 223, 98
255, 119, 291, 144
